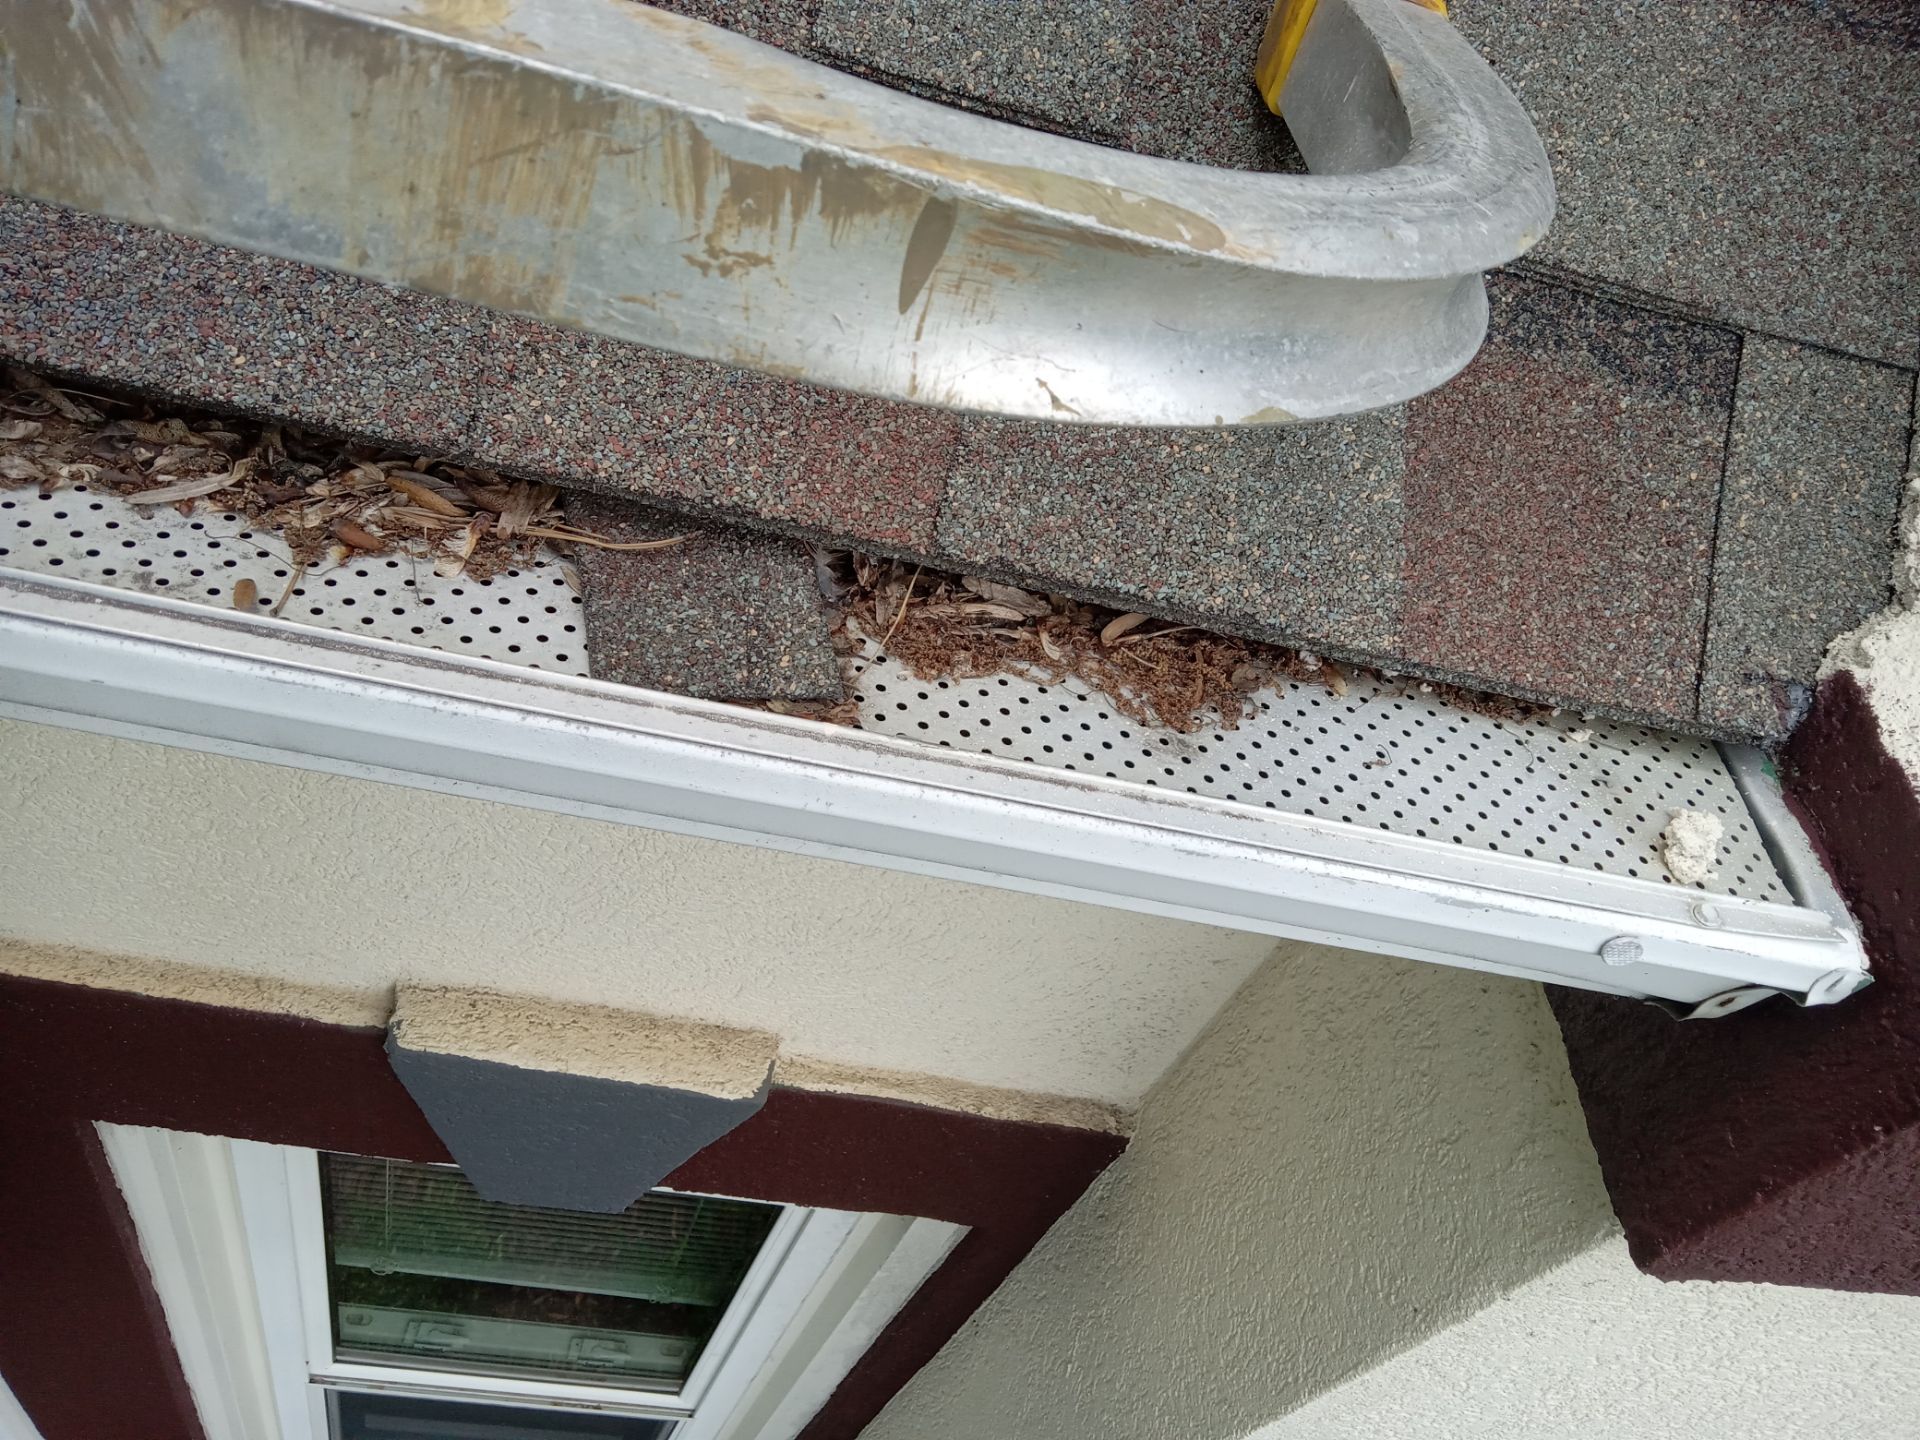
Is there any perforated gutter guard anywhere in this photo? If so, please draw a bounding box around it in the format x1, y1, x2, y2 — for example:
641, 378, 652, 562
0, 553, 1867, 1016
0, 0, 1551, 424
0, 0, 1868, 1012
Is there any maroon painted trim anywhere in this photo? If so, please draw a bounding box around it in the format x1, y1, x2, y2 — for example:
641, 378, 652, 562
1785, 671, 1920, 1012
1549, 670, 1920, 1291
0, 974, 1124, 1439
0, 1118, 206, 1440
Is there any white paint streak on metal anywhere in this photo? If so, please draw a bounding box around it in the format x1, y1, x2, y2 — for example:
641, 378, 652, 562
0, 0, 1553, 424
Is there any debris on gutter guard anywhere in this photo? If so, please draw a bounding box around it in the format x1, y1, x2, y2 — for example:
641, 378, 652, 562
563, 490, 845, 703
0, 365, 688, 600
0, 439, 1799, 905
809, 551, 1556, 736
0, 365, 1593, 735
0, 365, 1811, 912
1660, 809, 1725, 886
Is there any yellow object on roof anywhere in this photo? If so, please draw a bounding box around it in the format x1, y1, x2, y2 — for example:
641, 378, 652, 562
1256, 0, 1449, 115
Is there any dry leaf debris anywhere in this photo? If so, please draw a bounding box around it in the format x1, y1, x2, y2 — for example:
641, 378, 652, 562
0, 367, 685, 586
1, 368, 1552, 736
810, 554, 1554, 734
824, 553, 1351, 734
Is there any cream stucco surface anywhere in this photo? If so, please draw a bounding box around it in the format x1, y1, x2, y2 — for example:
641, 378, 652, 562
865, 940, 1920, 1440
864, 943, 1619, 1440
1259, 1237, 1920, 1440
0, 717, 1273, 1111
1827, 466, 1920, 786
388, 983, 780, 1097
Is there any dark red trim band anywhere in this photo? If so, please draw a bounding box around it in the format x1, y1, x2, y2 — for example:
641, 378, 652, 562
0, 973, 1124, 1439
0, 1118, 205, 1439
1549, 670, 1920, 1292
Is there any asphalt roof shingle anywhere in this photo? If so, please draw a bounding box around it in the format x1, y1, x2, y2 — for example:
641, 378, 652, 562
1452, 0, 1920, 367
565, 492, 844, 701
480, 311, 955, 552
2, 1, 1913, 740
1400, 275, 1737, 723
813, 0, 1135, 141
936, 409, 1405, 658
0, 197, 482, 454
1699, 342, 1914, 736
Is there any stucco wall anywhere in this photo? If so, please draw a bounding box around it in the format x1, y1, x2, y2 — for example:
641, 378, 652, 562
1259, 1237, 1920, 1440
0, 717, 1274, 1112
864, 935, 1920, 1440
862, 943, 1618, 1440
1827, 462, 1920, 784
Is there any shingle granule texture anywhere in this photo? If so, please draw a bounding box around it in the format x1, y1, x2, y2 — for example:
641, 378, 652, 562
813, 0, 1134, 140
1399, 275, 1739, 727
481, 313, 956, 551
1698, 342, 1914, 739
1453, 0, 1920, 366
812, 0, 1304, 170
0, 196, 483, 453
935, 410, 1405, 656
647, 0, 814, 49
565, 493, 843, 701
1122, 0, 1307, 171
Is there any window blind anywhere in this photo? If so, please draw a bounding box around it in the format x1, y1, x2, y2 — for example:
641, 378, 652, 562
323, 1154, 780, 1307
334, 1390, 674, 1439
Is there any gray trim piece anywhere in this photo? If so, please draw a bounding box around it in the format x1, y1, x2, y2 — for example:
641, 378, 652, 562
385, 1039, 772, 1213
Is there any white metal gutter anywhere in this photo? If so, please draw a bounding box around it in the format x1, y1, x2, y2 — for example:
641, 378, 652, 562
0, 571, 1868, 1014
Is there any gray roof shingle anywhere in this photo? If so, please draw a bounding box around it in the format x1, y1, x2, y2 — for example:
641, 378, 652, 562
3, 0, 1913, 739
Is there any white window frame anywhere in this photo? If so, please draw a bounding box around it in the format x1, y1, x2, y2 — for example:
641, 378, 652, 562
101, 1124, 965, 1440
0, 1374, 44, 1440
242, 1142, 832, 1428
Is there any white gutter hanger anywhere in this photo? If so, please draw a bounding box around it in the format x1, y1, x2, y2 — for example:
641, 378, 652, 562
0, 0, 1553, 424
0, 572, 1867, 1018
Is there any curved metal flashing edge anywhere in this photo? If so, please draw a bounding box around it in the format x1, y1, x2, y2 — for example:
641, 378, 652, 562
0, 0, 1552, 423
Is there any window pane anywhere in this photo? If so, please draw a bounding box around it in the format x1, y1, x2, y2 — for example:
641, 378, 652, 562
332, 1390, 675, 1440
321, 1154, 781, 1390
